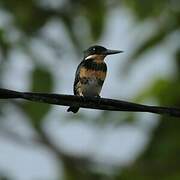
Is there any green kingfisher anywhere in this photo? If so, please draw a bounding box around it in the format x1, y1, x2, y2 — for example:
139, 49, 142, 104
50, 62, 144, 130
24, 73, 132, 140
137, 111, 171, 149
67, 45, 123, 113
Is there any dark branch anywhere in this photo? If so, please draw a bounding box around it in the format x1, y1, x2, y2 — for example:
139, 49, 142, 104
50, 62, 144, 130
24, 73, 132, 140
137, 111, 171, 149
0, 88, 180, 117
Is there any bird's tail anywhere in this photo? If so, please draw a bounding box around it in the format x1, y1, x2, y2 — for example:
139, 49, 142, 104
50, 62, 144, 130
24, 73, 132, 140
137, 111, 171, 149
67, 106, 79, 113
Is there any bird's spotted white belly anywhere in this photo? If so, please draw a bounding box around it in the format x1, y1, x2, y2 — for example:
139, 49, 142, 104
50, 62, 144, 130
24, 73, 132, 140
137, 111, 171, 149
82, 78, 101, 96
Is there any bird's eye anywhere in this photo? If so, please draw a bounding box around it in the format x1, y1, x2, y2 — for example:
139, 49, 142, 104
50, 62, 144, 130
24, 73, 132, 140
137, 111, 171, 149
92, 47, 96, 51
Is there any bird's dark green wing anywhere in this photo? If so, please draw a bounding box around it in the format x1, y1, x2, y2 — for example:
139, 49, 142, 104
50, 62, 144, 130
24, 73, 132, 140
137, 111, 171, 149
68, 60, 85, 113
73, 60, 85, 95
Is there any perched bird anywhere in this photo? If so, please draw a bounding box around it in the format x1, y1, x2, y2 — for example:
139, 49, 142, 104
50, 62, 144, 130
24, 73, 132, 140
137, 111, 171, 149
67, 45, 123, 113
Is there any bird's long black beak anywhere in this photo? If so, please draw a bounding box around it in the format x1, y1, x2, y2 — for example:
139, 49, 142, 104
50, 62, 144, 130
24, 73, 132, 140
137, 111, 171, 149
105, 49, 123, 55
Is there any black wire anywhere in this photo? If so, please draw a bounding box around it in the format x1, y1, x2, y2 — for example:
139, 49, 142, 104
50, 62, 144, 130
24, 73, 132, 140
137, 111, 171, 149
0, 88, 180, 117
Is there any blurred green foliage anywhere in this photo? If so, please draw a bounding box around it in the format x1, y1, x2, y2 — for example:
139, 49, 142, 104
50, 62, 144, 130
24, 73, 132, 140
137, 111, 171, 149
0, 0, 51, 34
0, 28, 10, 57
124, 0, 169, 19
118, 1, 180, 179
23, 67, 53, 128
0, 0, 180, 180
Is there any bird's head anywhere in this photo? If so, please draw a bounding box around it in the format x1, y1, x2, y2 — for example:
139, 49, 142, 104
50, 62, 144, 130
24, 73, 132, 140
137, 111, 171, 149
84, 45, 123, 61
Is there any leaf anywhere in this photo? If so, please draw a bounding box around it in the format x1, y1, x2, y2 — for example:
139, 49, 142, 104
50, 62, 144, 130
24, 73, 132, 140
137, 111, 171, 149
23, 67, 53, 128
84, 0, 106, 40
135, 78, 180, 106
0, 0, 54, 35
123, 0, 168, 19
0, 28, 10, 58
